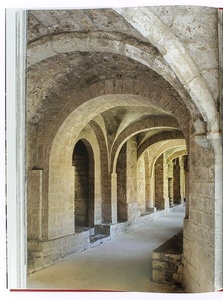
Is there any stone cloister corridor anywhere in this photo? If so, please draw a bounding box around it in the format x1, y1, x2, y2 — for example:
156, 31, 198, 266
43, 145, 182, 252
6, 5, 223, 294
27, 206, 185, 292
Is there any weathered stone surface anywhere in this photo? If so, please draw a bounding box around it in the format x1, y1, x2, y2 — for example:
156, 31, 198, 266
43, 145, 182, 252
25, 7, 222, 294
152, 231, 183, 285
28, 9, 150, 43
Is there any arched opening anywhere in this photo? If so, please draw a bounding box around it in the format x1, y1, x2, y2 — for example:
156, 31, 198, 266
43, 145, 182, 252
72, 140, 94, 230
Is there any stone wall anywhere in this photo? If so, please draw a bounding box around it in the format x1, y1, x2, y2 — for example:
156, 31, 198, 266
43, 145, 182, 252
152, 231, 183, 286
28, 229, 93, 274
150, 6, 219, 104
27, 170, 43, 240
182, 136, 216, 292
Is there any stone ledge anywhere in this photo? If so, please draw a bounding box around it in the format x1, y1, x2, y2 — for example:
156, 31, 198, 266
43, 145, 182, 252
28, 205, 184, 275
152, 231, 183, 286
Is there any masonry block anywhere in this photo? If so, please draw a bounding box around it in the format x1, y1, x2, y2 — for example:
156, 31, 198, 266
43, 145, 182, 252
152, 231, 183, 286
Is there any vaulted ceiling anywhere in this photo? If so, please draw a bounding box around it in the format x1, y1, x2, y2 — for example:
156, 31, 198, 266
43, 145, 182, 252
26, 8, 202, 161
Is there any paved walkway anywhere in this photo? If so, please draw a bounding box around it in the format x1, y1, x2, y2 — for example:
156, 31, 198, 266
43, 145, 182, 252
27, 206, 185, 293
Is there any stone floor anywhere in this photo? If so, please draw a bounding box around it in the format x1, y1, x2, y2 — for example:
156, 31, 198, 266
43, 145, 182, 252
27, 206, 185, 293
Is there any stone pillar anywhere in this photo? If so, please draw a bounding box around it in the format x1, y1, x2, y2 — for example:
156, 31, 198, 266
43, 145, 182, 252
168, 161, 174, 206
155, 154, 165, 210
146, 175, 152, 209
48, 164, 75, 239
146, 175, 156, 211
94, 163, 102, 225
173, 158, 181, 204
111, 173, 117, 224
179, 156, 186, 204
101, 171, 112, 224
137, 154, 146, 214
126, 137, 139, 221
149, 172, 156, 212
163, 153, 170, 211
117, 143, 127, 222
27, 170, 43, 240
145, 151, 156, 212
183, 134, 218, 292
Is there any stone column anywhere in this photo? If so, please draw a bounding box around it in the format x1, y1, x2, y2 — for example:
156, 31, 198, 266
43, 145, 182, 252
155, 154, 165, 210
146, 175, 156, 212
168, 161, 174, 206
137, 154, 146, 214
149, 172, 156, 212
179, 156, 186, 204
183, 133, 220, 292
173, 158, 181, 204
101, 171, 112, 224
145, 151, 156, 212
117, 144, 127, 222
126, 137, 139, 221
48, 164, 75, 239
163, 153, 170, 211
111, 172, 117, 224
94, 164, 102, 225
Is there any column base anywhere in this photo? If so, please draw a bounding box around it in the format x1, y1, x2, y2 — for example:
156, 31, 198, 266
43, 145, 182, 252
148, 207, 157, 213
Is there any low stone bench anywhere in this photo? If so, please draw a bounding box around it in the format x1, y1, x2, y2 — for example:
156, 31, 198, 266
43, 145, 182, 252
152, 231, 183, 286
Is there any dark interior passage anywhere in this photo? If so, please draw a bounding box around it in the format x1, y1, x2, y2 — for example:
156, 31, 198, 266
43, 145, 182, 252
73, 140, 94, 228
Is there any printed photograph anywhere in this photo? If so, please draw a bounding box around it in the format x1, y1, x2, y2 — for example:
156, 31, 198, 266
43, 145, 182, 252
5, 4, 223, 295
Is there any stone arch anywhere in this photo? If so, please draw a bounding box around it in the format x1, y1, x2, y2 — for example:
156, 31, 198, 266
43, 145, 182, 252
27, 31, 179, 94
48, 121, 103, 238
113, 7, 219, 133
139, 139, 186, 211
111, 116, 181, 173
150, 140, 186, 175
46, 92, 189, 232
166, 150, 188, 165
27, 27, 219, 133
110, 8, 221, 288
36, 87, 190, 169
25, 8, 223, 291
137, 130, 185, 159
46, 95, 158, 236
27, 31, 202, 129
